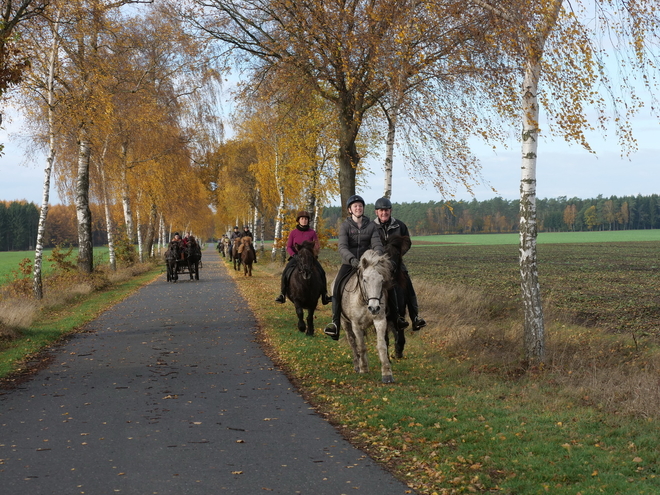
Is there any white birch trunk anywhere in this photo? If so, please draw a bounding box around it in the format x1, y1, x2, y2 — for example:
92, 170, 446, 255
519, 57, 545, 363
136, 205, 143, 262
76, 127, 94, 273
96, 139, 116, 270
33, 10, 61, 299
271, 150, 285, 262
383, 111, 396, 199
120, 161, 134, 243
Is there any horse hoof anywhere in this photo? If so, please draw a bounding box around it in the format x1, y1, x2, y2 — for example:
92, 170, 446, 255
382, 375, 395, 384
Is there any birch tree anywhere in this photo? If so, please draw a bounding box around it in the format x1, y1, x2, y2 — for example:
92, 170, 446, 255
28, 7, 61, 299
470, 0, 660, 362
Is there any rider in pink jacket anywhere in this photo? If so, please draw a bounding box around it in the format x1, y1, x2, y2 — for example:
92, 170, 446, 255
275, 210, 331, 306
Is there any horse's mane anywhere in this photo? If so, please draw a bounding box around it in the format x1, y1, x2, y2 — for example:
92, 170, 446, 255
360, 249, 392, 284
295, 240, 316, 257
383, 233, 410, 287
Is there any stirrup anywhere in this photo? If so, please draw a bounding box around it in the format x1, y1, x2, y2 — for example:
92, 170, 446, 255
321, 294, 332, 305
324, 323, 339, 340
412, 316, 426, 331
397, 317, 409, 330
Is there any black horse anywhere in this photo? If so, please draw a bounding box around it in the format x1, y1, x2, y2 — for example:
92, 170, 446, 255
383, 233, 411, 359
165, 241, 180, 283
183, 236, 202, 280
286, 240, 324, 336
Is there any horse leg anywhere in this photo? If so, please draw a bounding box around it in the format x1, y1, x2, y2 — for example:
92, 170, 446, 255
394, 323, 406, 359
386, 319, 405, 359
343, 320, 361, 373
195, 261, 199, 280
295, 304, 306, 333
305, 307, 315, 337
375, 317, 394, 383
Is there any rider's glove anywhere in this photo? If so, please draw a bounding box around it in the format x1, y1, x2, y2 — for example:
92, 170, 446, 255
350, 258, 359, 268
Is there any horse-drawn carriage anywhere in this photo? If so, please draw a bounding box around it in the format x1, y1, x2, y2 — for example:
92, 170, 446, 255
165, 237, 202, 282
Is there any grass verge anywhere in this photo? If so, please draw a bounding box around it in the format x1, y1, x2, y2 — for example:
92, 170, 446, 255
0, 264, 161, 382
223, 251, 660, 495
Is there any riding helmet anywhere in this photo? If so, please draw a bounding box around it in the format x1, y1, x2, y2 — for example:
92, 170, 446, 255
296, 210, 311, 222
374, 197, 392, 210
346, 194, 365, 209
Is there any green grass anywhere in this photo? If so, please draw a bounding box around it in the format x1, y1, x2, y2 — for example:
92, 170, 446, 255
0, 247, 110, 285
229, 251, 660, 494
416, 230, 660, 246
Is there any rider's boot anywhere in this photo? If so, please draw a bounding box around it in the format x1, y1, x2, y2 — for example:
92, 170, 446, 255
321, 293, 332, 305
412, 316, 427, 331
275, 294, 285, 304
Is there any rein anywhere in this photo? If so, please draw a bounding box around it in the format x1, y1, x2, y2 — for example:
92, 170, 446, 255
356, 267, 382, 306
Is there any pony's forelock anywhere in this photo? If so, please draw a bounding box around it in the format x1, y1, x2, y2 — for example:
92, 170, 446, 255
360, 250, 392, 282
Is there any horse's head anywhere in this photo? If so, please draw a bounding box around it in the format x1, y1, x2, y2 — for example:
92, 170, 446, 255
358, 250, 392, 315
294, 241, 316, 280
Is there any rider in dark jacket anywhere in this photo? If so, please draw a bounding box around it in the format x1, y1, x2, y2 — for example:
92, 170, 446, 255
373, 197, 426, 331
324, 194, 383, 340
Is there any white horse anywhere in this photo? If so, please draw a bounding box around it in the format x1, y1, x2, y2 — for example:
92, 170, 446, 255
333, 249, 396, 383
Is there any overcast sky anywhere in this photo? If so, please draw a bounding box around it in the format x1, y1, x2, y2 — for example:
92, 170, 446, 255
2, 105, 658, 207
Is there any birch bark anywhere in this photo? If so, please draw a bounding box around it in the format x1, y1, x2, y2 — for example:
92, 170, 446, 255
76, 126, 94, 273
33, 10, 61, 299
519, 55, 545, 363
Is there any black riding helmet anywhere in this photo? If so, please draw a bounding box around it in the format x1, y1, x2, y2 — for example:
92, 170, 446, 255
346, 194, 365, 209
374, 197, 392, 210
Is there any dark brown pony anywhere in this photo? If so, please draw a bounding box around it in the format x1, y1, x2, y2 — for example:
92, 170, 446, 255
383, 233, 411, 358
232, 237, 242, 271
286, 240, 323, 336
165, 241, 180, 282
184, 236, 202, 280
240, 236, 255, 276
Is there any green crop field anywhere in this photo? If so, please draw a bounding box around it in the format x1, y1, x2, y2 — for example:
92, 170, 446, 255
0, 247, 110, 285
318, 230, 660, 337
415, 229, 660, 245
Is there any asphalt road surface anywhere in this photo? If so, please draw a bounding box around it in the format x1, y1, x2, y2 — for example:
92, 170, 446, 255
0, 249, 415, 495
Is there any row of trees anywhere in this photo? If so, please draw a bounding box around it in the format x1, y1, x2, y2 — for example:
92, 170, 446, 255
323, 194, 660, 235
0, 201, 39, 251
3, 0, 659, 362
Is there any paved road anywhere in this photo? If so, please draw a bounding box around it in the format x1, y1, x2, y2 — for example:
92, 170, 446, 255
0, 250, 414, 494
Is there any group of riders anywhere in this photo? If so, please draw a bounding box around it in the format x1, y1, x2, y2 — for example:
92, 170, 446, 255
217, 225, 258, 263
275, 195, 426, 341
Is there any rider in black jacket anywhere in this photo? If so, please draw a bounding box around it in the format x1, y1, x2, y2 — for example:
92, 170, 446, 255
373, 197, 426, 331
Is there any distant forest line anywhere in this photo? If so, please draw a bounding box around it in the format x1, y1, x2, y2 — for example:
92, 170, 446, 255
322, 194, 660, 236
3, 193, 660, 251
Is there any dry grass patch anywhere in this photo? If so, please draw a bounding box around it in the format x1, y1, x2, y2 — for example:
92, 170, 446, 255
415, 278, 660, 419
0, 298, 39, 341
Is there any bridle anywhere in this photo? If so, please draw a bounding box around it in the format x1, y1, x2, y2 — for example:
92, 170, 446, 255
355, 265, 383, 307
